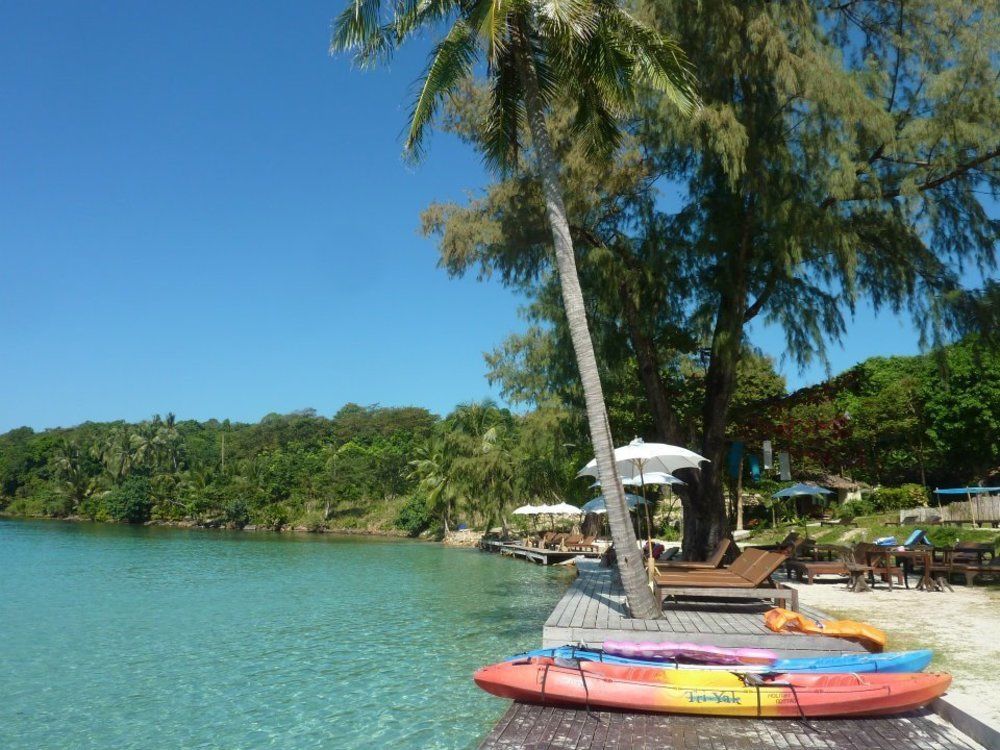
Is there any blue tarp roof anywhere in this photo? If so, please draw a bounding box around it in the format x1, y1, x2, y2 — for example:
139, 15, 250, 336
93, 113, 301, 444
934, 487, 1000, 495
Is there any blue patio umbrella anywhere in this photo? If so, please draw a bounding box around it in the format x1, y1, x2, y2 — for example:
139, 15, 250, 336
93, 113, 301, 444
770, 483, 834, 527
581, 493, 648, 514
772, 482, 834, 499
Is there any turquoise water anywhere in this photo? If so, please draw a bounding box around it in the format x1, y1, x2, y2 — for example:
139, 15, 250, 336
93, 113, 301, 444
0, 520, 572, 749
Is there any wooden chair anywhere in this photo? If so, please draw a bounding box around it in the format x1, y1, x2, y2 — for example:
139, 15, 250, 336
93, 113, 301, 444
567, 535, 598, 552
558, 534, 583, 550
654, 548, 798, 610
654, 538, 732, 571
545, 533, 567, 550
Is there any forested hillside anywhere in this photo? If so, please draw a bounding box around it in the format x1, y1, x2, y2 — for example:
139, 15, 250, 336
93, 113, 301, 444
1, 338, 997, 534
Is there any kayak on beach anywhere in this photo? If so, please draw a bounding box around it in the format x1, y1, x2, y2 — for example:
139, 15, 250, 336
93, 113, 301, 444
509, 645, 933, 673
475, 657, 950, 718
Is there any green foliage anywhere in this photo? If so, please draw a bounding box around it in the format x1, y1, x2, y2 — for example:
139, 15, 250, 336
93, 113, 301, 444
871, 484, 929, 512
104, 478, 153, 524
221, 497, 250, 528
0, 401, 589, 536
838, 498, 875, 519
395, 494, 434, 536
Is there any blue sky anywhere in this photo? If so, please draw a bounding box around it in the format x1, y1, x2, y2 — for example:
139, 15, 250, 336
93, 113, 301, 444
1, 2, 994, 433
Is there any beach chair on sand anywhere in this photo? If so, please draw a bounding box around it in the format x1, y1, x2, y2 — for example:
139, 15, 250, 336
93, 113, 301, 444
654, 538, 732, 571
785, 547, 850, 585
654, 548, 798, 611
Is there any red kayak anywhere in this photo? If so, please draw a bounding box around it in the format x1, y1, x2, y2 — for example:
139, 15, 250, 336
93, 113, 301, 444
474, 657, 950, 718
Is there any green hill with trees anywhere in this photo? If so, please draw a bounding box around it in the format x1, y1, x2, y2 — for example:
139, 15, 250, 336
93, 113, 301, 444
1, 337, 997, 536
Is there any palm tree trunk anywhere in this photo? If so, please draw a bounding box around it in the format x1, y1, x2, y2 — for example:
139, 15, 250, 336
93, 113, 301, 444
513, 21, 660, 619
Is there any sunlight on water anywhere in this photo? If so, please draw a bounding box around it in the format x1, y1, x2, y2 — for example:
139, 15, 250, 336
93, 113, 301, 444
0, 520, 572, 749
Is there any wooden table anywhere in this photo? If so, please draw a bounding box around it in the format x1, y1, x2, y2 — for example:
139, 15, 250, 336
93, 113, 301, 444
893, 548, 952, 592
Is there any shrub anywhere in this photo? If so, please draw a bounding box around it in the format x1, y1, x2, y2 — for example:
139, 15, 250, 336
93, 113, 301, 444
222, 497, 250, 528
658, 523, 681, 541
926, 526, 963, 548
297, 509, 328, 532
104, 478, 153, 524
871, 484, 928, 512
395, 493, 432, 536
838, 498, 874, 518
252, 503, 290, 530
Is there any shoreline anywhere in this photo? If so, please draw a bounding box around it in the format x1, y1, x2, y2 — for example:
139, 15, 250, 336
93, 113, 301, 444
0, 513, 427, 541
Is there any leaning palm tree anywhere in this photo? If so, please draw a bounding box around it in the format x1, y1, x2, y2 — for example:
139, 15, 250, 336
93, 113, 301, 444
332, 0, 696, 618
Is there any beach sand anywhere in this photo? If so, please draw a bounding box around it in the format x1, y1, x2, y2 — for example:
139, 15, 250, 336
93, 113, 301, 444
785, 575, 1000, 728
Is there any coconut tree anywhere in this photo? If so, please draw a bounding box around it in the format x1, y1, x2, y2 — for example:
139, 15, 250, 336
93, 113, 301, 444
332, 0, 696, 617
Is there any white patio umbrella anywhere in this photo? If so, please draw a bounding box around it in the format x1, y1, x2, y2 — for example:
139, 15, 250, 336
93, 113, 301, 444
589, 475, 631, 489
511, 503, 547, 533
545, 502, 584, 516
577, 438, 709, 479
578, 438, 709, 578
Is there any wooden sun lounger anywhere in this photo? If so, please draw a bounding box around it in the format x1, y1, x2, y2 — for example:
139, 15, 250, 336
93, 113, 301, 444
654, 548, 798, 611
654, 538, 731, 571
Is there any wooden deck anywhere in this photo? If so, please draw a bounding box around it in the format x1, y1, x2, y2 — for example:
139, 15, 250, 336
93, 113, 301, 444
542, 561, 864, 656
478, 559, 987, 749
499, 543, 602, 566
480, 703, 984, 749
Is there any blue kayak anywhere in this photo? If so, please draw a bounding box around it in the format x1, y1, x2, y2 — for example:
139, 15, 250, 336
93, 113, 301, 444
510, 646, 933, 673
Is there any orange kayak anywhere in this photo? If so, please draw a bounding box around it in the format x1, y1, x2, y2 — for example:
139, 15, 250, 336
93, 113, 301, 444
474, 657, 950, 718
764, 608, 888, 651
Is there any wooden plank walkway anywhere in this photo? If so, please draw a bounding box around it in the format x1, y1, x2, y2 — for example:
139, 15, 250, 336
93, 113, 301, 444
542, 561, 864, 656
499, 544, 602, 566
480, 703, 985, 749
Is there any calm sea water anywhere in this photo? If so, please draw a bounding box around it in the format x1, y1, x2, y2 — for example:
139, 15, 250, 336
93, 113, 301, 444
0, 520, 572, 749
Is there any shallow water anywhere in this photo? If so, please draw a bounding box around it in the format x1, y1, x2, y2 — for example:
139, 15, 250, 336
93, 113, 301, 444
0, 519, 571, 749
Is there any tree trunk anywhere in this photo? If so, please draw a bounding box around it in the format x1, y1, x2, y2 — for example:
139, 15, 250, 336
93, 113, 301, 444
681, 290, 744, 558
513, 21, 659, 619
620, 282, 682, 443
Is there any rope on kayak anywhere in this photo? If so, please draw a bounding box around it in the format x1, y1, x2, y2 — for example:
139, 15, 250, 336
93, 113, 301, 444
568, 659, 594, 716
736, 672, 818, 731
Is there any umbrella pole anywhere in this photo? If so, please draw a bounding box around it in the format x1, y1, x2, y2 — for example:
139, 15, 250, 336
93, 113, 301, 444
639, 463, 655, 581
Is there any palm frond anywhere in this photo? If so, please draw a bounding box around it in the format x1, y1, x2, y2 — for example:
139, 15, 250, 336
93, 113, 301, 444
405, 20, 480, 159
604, 7, 698, 114
465, 0, 513, 69
330, 0, 394, 67
393, 0, 461, 44
482, 45, 526, 172
572, 89, 623, 158
536, 0, 599, 40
